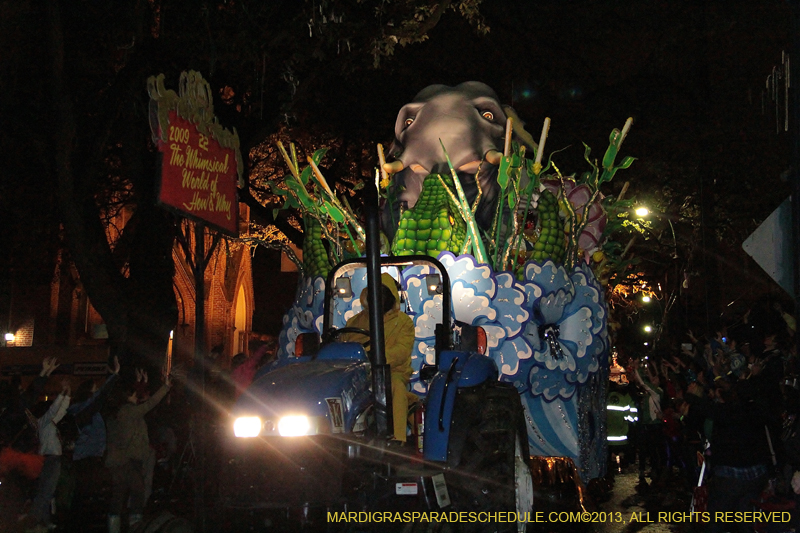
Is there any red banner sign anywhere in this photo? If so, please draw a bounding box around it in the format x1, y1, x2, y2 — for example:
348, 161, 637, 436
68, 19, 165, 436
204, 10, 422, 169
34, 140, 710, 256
156, 111, 239, 235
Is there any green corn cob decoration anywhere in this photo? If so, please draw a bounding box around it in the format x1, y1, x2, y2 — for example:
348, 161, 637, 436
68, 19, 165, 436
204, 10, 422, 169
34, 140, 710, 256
303, 218, 330, 278
391, 174, 466, 257
530, 189, 566, 264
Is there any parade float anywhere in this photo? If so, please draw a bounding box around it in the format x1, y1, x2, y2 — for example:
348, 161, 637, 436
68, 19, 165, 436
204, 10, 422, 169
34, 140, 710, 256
262, 82, 637, 484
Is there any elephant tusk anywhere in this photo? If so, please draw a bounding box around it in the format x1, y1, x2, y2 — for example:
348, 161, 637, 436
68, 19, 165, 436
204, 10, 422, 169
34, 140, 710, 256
383, 161, 405, 174
457, 160, 481, 173
484, 150, 502, 165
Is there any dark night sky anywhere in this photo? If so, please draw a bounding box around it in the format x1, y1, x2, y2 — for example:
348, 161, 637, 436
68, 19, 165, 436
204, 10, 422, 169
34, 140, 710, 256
2, 0, 795, 344
280, 0, 795, 338
301, 1, 790, 158
291, 0, 792, 229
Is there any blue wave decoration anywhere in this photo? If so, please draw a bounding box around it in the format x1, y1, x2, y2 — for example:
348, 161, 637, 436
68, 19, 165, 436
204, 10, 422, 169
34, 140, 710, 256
275, 252, 608, 479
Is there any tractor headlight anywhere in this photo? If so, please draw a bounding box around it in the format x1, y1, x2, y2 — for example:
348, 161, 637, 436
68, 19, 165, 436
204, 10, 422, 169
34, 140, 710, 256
233, 416, 262, 438
278, 415, 311, 437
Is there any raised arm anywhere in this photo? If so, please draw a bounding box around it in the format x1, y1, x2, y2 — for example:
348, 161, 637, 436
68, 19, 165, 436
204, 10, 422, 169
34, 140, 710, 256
72, 357, 120, 427
40, 380, 71, 426
21, 357, 59, 408
128, 366, 171, 417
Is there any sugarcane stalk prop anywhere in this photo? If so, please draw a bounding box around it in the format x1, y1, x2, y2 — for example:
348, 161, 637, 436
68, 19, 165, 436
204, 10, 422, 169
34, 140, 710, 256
501, 176, 523, 271
439, 140, 488, 264
433, 174, 475, 257
460, 235, 473, 256
273, 145, 326, 230
471, 160, 484, 216
344, 218, 359, 254
377, 143, 389, 184
598, 117, 635, 184
488, 187, 502, 258
492, 191, 508, 269
564, 176, 603, 268
322, 216, 344, 264
492, 118, 514, 270
307, 156, 366, 243
276, 141, 357, 270
338, 195, 363, 256
569, 119, 634, 266
617, 181, 630, 203
510, 118, 550, 270
532, 118, 550, 176
500, 141, 526, 270
502, 145, 539, 271
329, 204, 357, 260
276, 143, 325, 215
511, 176, 539, 269
278, 142, 300, 180
504, 116, 513, 155
377, 144, 397, 231
290, 143, 300, 178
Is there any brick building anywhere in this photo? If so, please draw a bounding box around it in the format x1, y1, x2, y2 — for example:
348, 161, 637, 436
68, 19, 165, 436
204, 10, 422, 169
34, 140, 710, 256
0, 203, 271, 376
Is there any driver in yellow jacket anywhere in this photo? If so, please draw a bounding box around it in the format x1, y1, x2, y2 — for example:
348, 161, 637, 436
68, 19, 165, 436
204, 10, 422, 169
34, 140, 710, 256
342, 273, 415, 443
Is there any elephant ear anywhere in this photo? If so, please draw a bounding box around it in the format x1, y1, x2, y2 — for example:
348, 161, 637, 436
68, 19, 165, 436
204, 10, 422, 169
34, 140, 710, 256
503, 105, 538, 152
393, 101, 425, 147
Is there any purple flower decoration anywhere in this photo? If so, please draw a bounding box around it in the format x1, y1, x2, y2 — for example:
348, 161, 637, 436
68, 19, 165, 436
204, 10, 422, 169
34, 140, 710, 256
543, 178, 607, 261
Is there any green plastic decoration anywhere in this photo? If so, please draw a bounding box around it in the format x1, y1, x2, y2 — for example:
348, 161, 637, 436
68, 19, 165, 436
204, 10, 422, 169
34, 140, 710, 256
440, 140, 488, 264
261, 117, 640, 284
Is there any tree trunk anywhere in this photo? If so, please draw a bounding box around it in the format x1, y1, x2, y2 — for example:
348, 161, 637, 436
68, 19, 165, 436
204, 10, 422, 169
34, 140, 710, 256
48, 0, 177, 368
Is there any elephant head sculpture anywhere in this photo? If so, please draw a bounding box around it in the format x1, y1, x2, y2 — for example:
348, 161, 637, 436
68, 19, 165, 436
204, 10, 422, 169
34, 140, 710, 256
381, 82, 512, 241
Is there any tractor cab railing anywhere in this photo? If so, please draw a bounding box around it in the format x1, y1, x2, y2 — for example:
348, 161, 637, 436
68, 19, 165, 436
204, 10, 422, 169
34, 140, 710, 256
322, 255, 453, 367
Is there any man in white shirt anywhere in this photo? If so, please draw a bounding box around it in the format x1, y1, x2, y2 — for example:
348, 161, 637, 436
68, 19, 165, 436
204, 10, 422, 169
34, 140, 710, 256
31, 380, 71, 529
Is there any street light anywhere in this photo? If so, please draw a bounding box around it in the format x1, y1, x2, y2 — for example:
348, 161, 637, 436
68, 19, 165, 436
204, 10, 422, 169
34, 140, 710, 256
4, 333, 13, 342
641, 295, 651, 303
634, 204, 678, 258
643, 325, 653, 333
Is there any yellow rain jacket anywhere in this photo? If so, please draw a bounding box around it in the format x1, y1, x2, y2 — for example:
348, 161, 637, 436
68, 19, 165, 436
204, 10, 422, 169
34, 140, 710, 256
342, 273, 415, 440
343, 274, 414, 378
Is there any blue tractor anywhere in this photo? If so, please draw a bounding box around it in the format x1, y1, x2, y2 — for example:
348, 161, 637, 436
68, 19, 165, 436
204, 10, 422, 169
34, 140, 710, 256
220, 188, 533, 532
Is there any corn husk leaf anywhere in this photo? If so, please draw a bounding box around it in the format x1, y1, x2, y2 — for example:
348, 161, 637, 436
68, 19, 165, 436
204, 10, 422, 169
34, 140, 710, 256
323, 203, 345, 223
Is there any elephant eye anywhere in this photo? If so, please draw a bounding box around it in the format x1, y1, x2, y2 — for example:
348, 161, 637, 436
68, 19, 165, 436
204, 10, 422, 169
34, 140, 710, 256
404, 117, 415, 128
481, 110, 494, 121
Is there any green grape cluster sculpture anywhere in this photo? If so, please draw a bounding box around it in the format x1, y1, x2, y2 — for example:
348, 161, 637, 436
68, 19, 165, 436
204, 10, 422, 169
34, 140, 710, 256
303, 218, 329, 278
391, 174, 467, 256
530, 189, 566, 264
263, 118, 637, 286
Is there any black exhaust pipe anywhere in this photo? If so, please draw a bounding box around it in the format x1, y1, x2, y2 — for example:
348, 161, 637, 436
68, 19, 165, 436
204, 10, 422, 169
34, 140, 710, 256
364, 178, 393, 438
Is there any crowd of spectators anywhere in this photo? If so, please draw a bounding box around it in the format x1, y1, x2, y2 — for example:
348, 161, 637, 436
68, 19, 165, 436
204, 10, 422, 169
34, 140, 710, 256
0, 337, 277, 533
6, 301, 800, 532
606, 300, 800, 532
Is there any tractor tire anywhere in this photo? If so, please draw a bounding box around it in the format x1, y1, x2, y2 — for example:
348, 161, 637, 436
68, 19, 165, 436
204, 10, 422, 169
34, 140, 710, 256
447, 382, 533, 533
131, 512, 193, 533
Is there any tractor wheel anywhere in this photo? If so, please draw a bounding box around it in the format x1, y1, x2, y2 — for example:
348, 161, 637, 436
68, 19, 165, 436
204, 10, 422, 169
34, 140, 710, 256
448, 382, 533, 533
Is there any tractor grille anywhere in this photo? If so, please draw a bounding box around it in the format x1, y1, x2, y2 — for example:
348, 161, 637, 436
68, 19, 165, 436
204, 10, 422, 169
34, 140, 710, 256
220, 436, 346, 508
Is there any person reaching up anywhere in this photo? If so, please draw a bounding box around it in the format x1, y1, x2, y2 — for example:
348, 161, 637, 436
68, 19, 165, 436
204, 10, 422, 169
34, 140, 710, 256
31, 378, 71, 530
105, 364, 171, 533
